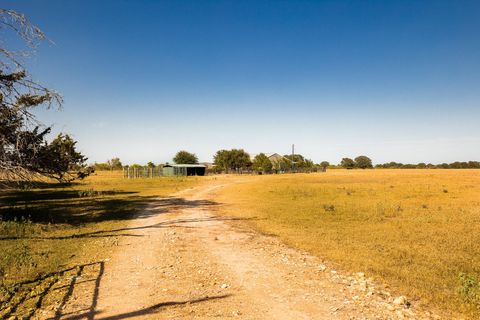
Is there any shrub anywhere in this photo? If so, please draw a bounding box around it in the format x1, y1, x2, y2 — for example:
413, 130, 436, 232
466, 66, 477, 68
323, 204, 335, 212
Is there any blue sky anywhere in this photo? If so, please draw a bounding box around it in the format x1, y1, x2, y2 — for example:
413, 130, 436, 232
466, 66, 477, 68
4, 0, 480, 164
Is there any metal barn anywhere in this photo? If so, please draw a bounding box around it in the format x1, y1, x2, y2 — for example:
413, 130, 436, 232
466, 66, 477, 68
162, 164, 206, 176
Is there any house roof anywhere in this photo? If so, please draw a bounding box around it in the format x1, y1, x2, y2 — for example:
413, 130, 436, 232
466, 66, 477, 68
267, 153, 283, 158
249, 153, 291, 162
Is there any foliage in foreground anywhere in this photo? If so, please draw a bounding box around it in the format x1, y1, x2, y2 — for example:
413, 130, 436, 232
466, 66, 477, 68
0, 9, 89, 184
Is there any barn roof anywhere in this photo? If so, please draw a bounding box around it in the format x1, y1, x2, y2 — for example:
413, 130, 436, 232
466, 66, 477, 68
164, 164, 206, 168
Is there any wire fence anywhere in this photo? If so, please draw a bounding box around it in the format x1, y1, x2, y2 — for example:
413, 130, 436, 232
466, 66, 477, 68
123, 167, 163, 178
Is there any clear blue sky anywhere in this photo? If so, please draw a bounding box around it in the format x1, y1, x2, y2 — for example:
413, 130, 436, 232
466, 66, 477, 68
4, 0, 480, 164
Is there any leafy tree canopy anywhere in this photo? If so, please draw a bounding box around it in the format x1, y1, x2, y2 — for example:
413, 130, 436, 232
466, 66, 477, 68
340, 158, 356, 169
213, 149, 251, 172
272, 157, 291, 172
147, 161, 155, 168
252, 153, 273, 173
173, 150, 198, 164
320, 161, 330, 169
354, 156, 373, 169
284, 154, 314, 169
107, 157, 123, 170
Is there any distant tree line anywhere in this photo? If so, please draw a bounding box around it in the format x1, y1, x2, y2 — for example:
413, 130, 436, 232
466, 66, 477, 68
93, 150, 200, 171
375, 161, 480, 169
94, 152, 480, 174
336, 156, 480, 169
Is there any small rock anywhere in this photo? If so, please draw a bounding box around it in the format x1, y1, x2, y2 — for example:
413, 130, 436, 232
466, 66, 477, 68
393, 296, 407, 306
221, 283, 229, 289
318, 264, 327, 271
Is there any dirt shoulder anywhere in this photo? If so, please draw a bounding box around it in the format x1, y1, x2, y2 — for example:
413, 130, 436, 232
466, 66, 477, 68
44, 178, 445, 319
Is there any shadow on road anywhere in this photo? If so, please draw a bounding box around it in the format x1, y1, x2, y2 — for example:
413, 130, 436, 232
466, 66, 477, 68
0, 188, 219, 226
0, 261, 105, 320
0, 180, 243, 318
0, 188, 243, 318
58, 294, 232, 320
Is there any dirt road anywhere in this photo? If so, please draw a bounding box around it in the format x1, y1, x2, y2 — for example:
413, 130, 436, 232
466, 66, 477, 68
48, 179, 440, 319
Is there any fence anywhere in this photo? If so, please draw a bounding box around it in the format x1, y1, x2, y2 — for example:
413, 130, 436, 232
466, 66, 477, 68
123, 167, 163, 179
122, 165, 325, 178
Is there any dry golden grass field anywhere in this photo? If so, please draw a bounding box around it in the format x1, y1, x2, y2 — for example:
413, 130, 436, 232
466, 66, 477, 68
0, 171, 201, 316
1, 169, 480, 318
215, 169, 480, 317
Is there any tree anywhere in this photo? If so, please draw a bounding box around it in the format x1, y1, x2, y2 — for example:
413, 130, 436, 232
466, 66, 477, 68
416, 163, 427, 169
252, 153, 273, 173
320, 161, 330, 170
272, 157, 291, 172
213, 149, 251, 173
283, 154, 314, 170
0, 9, 90, 183
213, 150, 229, 172
173, 150, 198, 164
468, 161, 480, 169
107, 157, 123, 170
354, 156, 373, 169
34, 134, 92, 180
147, 161, 155, 168
340, 158, 356, 169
